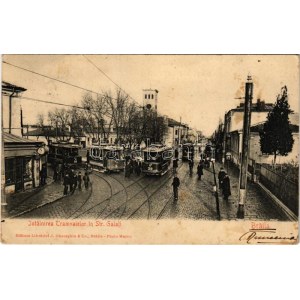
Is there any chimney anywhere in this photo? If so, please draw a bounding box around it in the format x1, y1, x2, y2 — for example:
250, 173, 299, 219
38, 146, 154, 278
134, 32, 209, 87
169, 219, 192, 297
257, 98, 265, 111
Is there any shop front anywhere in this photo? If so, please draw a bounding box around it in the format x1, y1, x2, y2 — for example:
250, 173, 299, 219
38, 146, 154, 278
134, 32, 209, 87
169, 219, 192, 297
3, 132, 46, 195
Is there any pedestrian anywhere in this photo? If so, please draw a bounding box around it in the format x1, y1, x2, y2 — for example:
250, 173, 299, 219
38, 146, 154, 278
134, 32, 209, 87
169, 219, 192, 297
40, 164, 47, 185
222, 173, 231, 201
171, 174, 180, 201
78, 171, 82, 191
83, 171, 90, 190
173, 158, 178, 174
218, 167, 226, 190
189, 159, 194, 175
135, 161, 141, 176
174, 148, 179, 159
53, 162, 58, 182
205, 157, 210, 168
197, 161, 204, 180
63, 173, 69, 195
71, 172, 78, 194
68, 169, 74, 192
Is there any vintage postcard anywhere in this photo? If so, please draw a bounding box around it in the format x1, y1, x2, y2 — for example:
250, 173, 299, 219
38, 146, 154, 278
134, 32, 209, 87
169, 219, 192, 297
1, 54, 299, 244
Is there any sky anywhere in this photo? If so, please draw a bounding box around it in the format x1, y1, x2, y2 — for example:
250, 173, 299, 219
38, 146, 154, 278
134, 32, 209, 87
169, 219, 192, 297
2, 55, 299, 136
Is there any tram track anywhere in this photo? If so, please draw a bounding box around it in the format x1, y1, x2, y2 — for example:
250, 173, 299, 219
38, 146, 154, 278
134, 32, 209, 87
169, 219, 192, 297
72, 172, 145, 219
66, 171, 116, 219
126, 161, 185, 219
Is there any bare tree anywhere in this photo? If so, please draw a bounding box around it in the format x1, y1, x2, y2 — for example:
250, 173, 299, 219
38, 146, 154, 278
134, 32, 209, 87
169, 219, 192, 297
106, 89, 129, 144
82, 92, 112, 143
48, 108, 71, 142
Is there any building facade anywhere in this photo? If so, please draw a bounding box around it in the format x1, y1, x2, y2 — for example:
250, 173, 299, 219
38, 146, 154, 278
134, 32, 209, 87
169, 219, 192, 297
1, 82, 47, 197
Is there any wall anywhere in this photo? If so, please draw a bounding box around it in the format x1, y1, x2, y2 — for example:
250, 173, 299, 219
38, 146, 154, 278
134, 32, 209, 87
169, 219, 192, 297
2, 94, 22, 136
259, 165, 298, 215
249, 133, 299, 164
228, 131, 299, 165
229, 111, 269, 132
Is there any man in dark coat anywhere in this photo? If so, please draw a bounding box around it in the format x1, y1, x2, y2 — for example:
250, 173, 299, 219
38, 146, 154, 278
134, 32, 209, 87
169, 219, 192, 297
83, 172, 90, 190
218, 167, 226, 190
71, 172, 78, 194
40, 164, 47, 185
197, 161, 204, 180
174, 148, 179, 159
189, 159, 194, 175
77, 171, 82, 191
68, 169, 74, 192
173, 158, 178, 174
63, 173, 70, 195
135, 161, 141, 176
222, 173, 231, 200
172, 175, 180, 201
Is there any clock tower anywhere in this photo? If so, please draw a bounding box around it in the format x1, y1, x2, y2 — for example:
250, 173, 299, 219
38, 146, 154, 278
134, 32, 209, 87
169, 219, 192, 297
143, 89, 158, 112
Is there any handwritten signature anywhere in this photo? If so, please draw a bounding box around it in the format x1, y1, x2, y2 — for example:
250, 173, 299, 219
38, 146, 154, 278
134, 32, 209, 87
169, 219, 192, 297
239, 229, 297, 244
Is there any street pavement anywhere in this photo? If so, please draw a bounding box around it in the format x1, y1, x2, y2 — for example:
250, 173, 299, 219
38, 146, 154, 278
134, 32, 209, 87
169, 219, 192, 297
2, 159, 289, 221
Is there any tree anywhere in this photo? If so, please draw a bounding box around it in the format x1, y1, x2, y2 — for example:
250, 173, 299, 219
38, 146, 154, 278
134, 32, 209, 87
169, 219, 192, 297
259, 86, 294, 164
48, 108, 71, 142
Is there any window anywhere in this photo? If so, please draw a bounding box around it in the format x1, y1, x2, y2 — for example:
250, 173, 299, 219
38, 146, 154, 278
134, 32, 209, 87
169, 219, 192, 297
5, 158, 15, 185
23, 157, 32, 182
145, 94, 147, 99
152, 94, 154, 99
175, 130, 178, 135
148, 94, 151, 99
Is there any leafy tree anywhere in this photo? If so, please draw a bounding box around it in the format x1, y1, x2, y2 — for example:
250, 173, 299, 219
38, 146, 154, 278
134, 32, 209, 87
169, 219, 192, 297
259, 86, 294, 164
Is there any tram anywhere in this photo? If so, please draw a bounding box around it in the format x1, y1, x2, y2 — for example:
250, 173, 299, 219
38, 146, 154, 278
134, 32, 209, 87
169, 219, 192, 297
141, 144, 173, 176
89, 145, 125, 173
48, 142, 82, 168
182, 143, 195, 161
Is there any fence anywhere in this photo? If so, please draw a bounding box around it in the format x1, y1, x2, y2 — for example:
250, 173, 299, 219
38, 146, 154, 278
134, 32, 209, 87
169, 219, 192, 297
259, 164, 298, 216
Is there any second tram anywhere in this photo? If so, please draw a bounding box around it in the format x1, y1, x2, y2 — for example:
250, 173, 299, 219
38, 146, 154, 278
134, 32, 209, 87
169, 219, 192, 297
182, 143, 195, 161
48, 142, 82, 168
89, 145, 125, 173
141, 144, 173, 176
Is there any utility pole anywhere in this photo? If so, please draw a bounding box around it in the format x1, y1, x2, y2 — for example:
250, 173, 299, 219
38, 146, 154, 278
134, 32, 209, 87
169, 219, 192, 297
237, 75, 253, 219
212, 161, 221, 220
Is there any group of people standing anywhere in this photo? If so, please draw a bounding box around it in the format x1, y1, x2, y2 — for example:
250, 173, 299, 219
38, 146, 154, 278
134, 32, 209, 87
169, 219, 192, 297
125, 157, 142, 178
62, 168, 90, 196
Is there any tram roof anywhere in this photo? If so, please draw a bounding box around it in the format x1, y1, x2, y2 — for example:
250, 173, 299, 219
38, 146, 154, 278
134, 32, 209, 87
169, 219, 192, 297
91, 145, 124, 151
50, 143, 81, 149
142, 144, 172, 152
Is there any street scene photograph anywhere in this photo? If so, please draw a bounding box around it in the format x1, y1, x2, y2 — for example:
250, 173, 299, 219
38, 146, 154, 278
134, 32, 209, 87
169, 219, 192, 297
1, 54, 299, 223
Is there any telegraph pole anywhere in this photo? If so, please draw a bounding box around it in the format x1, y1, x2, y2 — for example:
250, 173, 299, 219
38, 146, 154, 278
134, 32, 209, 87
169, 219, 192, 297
237, 75, 253, 219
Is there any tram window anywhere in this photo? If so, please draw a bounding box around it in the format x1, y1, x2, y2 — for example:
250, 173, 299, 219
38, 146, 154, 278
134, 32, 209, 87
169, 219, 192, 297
145, 94, 147, 99
151, 94, 154, 99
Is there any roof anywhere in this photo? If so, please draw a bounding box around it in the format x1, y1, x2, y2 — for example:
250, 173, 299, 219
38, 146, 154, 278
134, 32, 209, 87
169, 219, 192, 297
3, 132, 43, 145
167, 118, 189, 128
227, 101, 274, 115
2, 81, 27, 94
250, 123, 299, 133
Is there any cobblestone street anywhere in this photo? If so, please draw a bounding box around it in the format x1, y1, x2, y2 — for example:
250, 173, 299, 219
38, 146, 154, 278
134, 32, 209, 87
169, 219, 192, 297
3, 159, 288, 221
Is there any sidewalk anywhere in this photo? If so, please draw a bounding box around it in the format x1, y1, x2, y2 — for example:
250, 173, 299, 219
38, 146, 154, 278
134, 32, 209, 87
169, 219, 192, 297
210, 162, 289, 221
2, 179, 65, 219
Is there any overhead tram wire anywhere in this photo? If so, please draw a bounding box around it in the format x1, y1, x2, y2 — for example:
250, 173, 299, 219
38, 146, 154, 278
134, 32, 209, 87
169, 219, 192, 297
3, 60, 119, 104
82, 55, 140, 105
16, 95, 113, 117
